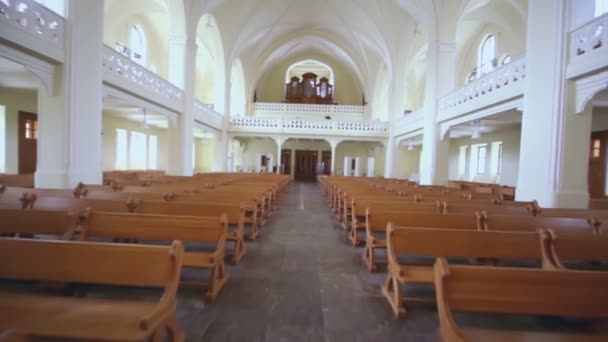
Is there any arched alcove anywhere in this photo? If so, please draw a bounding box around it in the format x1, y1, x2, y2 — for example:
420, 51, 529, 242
103, 0, 171, 78
195, 14, 226, 114
230, 59, 246, 116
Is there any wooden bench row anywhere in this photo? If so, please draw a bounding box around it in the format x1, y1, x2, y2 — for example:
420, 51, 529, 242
383, 224, 608, 318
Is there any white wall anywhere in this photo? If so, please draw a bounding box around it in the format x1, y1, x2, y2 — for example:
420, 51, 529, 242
448, 125, 521, 186
334, 141, 385, 177
102, 114, 168, 171
235, 138, 277, 172
0, 105, 5, 173
0, 88, 38, 174
592, 107, 608, 131
393, 145, 421, 179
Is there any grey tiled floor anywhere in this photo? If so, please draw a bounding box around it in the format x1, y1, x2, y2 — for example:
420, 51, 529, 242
179, 182, 436, 341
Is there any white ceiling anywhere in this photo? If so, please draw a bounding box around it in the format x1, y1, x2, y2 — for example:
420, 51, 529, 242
449, 109, 522, 139
103, 96, 169, 129
0, 57, 40, 89
594, 89, 608, 108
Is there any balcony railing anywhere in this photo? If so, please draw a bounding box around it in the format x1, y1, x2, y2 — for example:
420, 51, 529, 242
229, 116, 388, 138
567, 13, 608, 78
0, 0, 65, 61
194, 100, 223, 130
253, 102, 366, 118
102, 45, 184, 111
394, 108, 424, 137
438, 56, 526, 120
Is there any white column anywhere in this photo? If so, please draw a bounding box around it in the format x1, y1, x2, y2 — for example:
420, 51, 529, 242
419, 40, 456, 185
367, 157, 375, 177
515, 0, 590, 208
166, 36, 196, 176
62, 0, 104, 186
343, 156, 352, 176
328, 138, 340, 175
275, 137, 283, 174
354, 157, 362, 177
384, 138, 395, 178
35, 67, 68, 188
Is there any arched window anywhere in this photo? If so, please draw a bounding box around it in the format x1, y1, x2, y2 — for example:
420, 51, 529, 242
129, 25, 147, 67
596, 0, 608, 17
478, 35, 496, 76
501, 54, 512, 65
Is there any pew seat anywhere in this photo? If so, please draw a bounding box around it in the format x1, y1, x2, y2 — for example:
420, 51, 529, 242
0, 238, 184, 341
382, 225, 553, 318
80, 211, 229, 302
434, 257, 608, 342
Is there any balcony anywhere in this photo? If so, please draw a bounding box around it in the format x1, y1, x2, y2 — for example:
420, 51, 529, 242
194, 100, 223, 130
229, 116, 389, 138
393, 108, 424, 137
102, 45, 184, 112
253, 102, 366, 120
0, 0, 65, 62
567, 13, 608, 79
438, 56, 526, 121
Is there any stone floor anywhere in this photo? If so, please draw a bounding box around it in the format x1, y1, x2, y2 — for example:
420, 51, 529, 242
176, 182, 437, 341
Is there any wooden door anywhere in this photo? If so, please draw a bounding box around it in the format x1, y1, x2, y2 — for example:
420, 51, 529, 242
281, 149, 292, 175
18, 111, 38, 174
589, 132, 608, 198
321, 151, 331, 175
294, 150, 317, 181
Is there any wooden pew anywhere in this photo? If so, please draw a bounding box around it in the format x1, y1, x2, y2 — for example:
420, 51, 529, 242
480, 214, 600, 235
548, 230, 608, 269
135, 200, 248, 264
348, 200, 441, 246
86, 190, 265, 237
0, 209, 78, 239
80, 211, 229, 302
0, 238, 185, 341
363, 210, 480, 271
434, 257, 608, 341
383, 225, 554, 318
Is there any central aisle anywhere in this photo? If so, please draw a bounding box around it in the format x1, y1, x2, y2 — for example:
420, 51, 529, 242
178, 182, 436, 341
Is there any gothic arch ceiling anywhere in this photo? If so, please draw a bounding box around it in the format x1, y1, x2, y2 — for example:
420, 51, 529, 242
455, 0, 528, 64
195, 0, 435, 93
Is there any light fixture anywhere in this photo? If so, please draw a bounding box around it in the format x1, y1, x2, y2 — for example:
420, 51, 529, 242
471, 120, 481, 139
408, 144, 414, 151
141, 107, 149, 130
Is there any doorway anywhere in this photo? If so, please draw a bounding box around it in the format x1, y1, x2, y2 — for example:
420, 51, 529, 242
294, 150, 317, 181
281, 149, 292, 175
18, 111, 38, 174
321, 151, 331, 175
589, 131, 608, 198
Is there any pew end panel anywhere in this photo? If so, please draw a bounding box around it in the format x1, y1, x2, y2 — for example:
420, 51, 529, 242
0, 238, 185, 341
434, 257, 608, 342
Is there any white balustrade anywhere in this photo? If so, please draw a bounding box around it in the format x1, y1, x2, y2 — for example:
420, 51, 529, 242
394, 108, 424, 136
0, 0, 64, 46
229, 116, 388, 137
570, 13, 606, 60
438, 56, 526, 119
567, 13, 608, 78
102, 45, 184, 111
254, 102, 365, 117
194, 100, 223, 130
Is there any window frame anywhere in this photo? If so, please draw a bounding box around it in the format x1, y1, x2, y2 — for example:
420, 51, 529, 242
477, 145, 488, 175
478, 34, 497, 77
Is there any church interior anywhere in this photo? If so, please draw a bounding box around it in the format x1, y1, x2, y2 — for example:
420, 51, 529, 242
1, 0, 608, 340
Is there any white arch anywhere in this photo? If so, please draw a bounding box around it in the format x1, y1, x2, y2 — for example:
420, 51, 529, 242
284, 59, 335, 86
